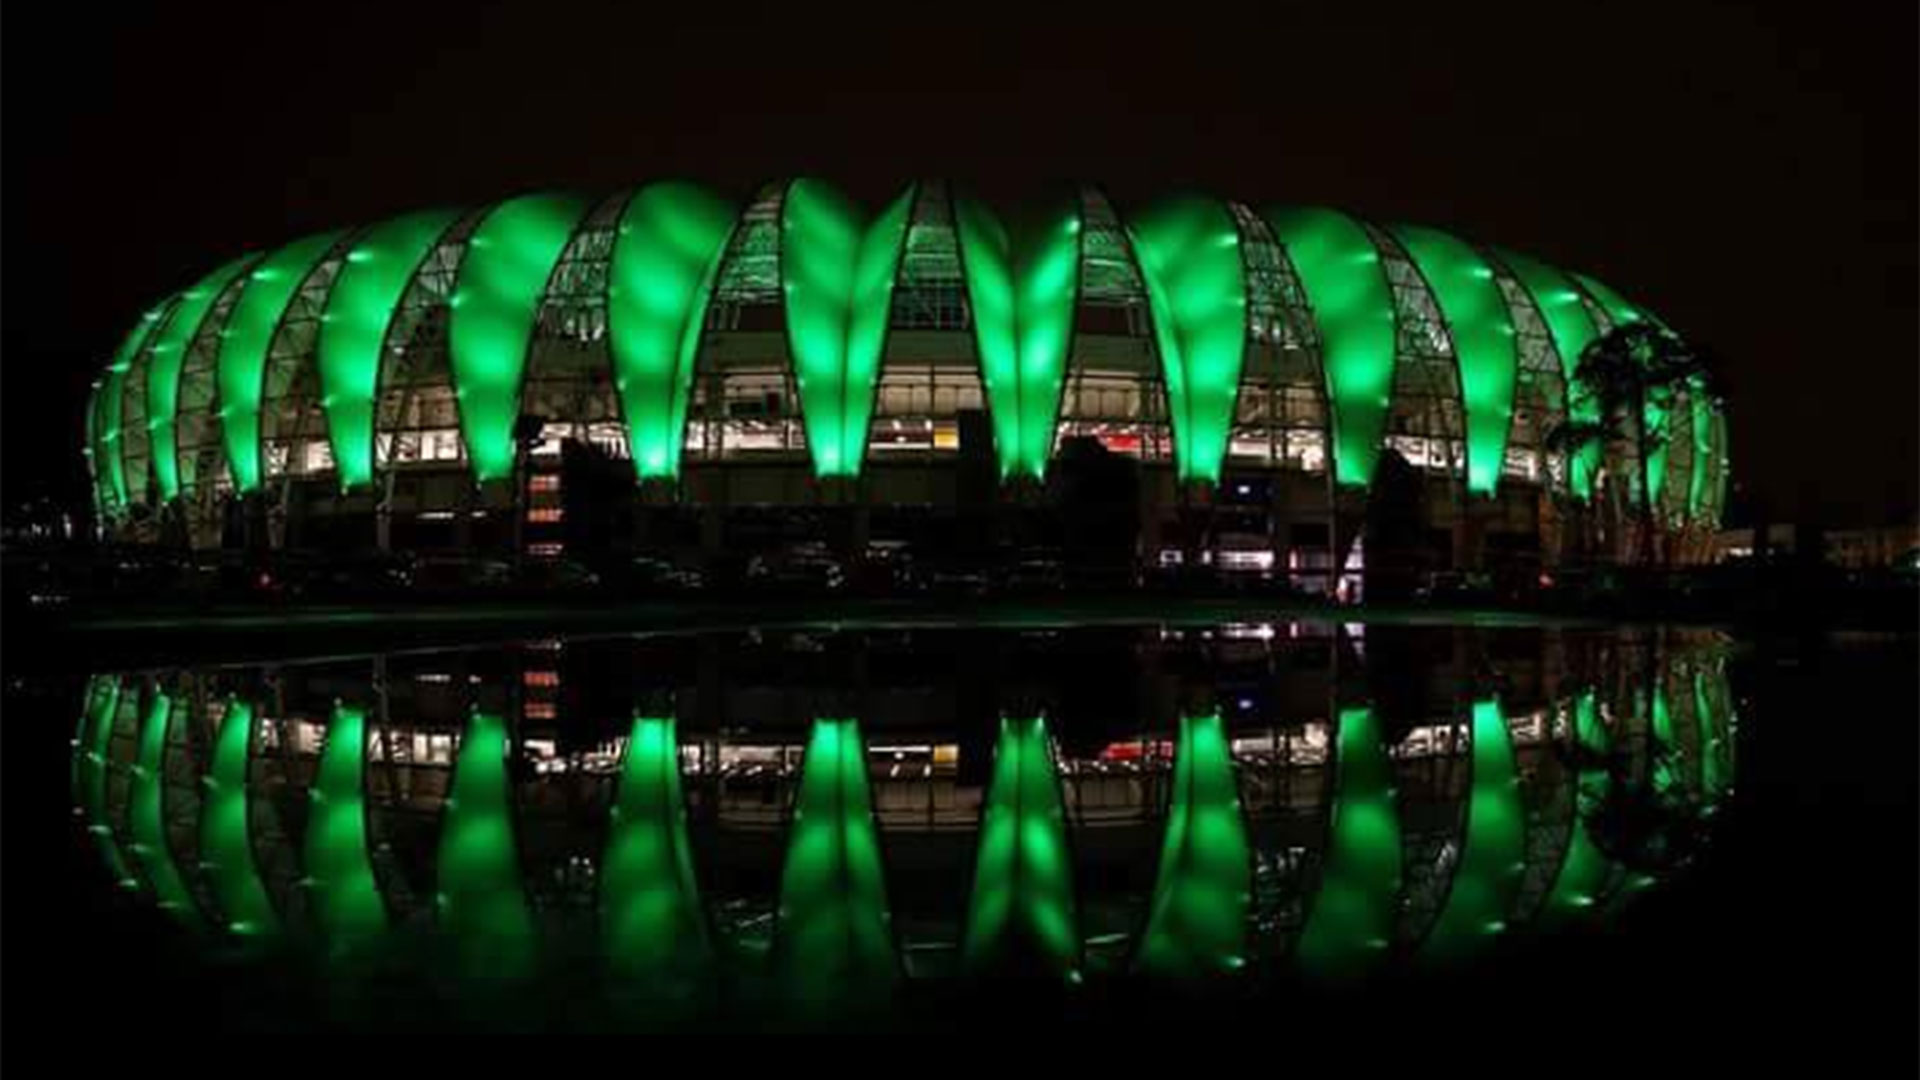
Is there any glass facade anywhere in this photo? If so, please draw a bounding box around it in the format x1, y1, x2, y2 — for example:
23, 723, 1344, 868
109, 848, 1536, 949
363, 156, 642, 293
87, 179, 1723, 551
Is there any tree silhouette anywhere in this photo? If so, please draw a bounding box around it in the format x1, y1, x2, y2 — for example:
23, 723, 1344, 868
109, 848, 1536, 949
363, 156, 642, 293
1553, 324, 1715, 567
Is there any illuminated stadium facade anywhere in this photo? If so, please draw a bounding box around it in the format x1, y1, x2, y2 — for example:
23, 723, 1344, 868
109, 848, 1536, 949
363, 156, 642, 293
84, 180, 1729, 584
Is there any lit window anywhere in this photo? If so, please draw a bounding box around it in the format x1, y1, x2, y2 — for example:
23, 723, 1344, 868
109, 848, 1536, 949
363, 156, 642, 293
301, 440, 335, 474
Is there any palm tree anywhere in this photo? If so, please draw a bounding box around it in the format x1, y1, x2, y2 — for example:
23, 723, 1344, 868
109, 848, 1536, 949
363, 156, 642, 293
1545, 418, 1619, 562
1558, 324, 1713, 568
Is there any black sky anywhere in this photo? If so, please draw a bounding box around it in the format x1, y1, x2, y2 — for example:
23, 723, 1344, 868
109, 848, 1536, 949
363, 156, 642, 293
8, 1, 1915, 525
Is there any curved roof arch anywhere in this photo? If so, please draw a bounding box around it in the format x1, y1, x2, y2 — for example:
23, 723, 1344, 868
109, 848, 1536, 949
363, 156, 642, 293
88, 180, 1720, 537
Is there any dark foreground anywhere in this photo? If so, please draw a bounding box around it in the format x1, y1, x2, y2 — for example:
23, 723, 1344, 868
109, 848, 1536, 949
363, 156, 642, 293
3, 616, 1914, 1059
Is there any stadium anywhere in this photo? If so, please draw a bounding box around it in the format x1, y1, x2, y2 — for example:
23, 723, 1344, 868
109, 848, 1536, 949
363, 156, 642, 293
84, 179, 1730, 594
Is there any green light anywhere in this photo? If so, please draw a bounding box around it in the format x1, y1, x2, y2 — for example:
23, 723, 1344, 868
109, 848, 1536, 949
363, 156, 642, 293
1652, 682, 1675, 747
437, 709, 535, 978
216, 231, 349, 492
962, 716, 1080, 978
99, 303, 174, 512
1688, 382, 1713, 521
1297, 706, 1401, 973
73, 675, 137, 888
1720, 405, 1735, 522
776, 718, 898, 1005
84, 385, 106, 521
449, 193, 591, 482
1264, 207, 1397, 487
1421, 699, 1525, 959
781, 180, 917, 479
317, 209, 464, 489
1492, 249, 1604, 499
1571, 272, 1649, 331
954, 193, 1083, 481
602, 715, 711, 986
1394, 226, 1518, 495
1129, 198, 1248, 485
128, 688, 204, 927
1644, 389, 1671, 509
608, 183, 738, 481
1135, 711, 1250, 977
1571, 272, 1671, 507
143, 256, 258, 502
200, 699, 279, 937
305, 703, 386, 952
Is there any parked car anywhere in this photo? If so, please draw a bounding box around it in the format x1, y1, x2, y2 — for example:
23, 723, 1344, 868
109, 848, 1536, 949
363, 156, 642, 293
612, 555, 706, 595
407, 556, 514, 594
513, 558, 601, 594
998, 557, 1066, 594
746, 552, 846, 592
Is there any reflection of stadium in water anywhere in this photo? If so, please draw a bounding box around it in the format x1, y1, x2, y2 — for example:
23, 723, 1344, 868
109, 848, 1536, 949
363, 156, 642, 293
71, 623, 1735, 1001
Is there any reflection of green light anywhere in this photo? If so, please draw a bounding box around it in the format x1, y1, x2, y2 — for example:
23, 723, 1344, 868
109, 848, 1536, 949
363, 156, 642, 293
216, 232, 348, 492
305, 703, 386, 951
129, 688, 203, 927
1395, 226, 1518, 495
1298, 706, 1401, 973
1546, 690, 1618, 919
776, 718, 897, 1003
781, 180, 917, 479
1493, 249, 1603, 499
1135, 711, 1250, 977
438, 710, 535, 977
145, 256, 259, 501
317, 209, 463, 489
602, 715, 710, 985
73, 675, 136, 888
1651, 683, 1678, 798
963, 716, 1080, 978
1574, 689, 1607, 754
954, 194, 1082, 481
200, 699, 279, 937
1694, 671, 1724, 802
1544, 817, 1609, 917
97, 302, 174, 512
450, 193, 590, 482
608, 183, 738, 480
1422, 699, 1525, 958
1130, 198, 1247, 485
1264, 207, 1397, 487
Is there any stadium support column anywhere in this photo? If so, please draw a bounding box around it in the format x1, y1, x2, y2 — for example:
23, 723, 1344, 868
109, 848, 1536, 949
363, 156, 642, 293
699, 499, 724, 564
633, 475, 678, 560
819, 474, 869, 571
1456, 489, 1485, 575
1127, 196, 1249, 574
375, 471, 394, 553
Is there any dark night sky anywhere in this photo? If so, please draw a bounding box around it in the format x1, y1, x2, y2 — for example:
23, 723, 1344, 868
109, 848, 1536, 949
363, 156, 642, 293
8, 1, 1915, 526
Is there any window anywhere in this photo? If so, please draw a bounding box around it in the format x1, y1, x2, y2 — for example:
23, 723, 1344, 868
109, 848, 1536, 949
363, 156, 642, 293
301, 440, 335, 474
